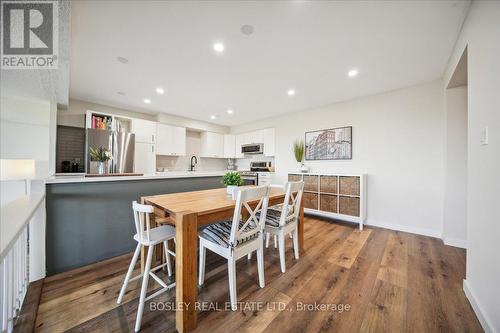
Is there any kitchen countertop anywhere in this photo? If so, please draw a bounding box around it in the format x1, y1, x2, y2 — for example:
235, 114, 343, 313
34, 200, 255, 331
45, 170, 229, 184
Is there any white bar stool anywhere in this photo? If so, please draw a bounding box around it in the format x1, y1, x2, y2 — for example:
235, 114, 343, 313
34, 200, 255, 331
117, 201, 176, 332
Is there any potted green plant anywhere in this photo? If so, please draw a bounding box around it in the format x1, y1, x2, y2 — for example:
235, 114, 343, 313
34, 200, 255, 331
293, 140, 308, 172
222, 171, 243, 198
89, 146, 112, 174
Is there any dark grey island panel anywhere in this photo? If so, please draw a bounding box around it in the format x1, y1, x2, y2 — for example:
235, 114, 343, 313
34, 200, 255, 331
45, 176, 223, 275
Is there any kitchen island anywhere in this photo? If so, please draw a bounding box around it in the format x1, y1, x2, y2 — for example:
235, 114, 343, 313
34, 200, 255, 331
45, 171, 227, 275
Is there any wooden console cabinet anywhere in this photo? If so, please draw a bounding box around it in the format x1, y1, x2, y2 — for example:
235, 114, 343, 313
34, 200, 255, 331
288, 173, 366, 230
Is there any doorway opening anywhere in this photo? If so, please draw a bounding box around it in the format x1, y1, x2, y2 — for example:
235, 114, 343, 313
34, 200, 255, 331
443, 47, 468, 248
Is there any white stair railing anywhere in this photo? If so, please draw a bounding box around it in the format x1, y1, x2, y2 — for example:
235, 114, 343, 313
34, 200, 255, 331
0, 190, 45, 333
0, 225, 29, 333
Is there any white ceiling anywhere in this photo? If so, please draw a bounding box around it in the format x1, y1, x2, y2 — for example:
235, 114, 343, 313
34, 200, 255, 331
70, 0, 469, 126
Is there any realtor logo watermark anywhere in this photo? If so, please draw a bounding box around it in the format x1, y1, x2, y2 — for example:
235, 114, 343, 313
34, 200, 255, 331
1, 0, 58, 69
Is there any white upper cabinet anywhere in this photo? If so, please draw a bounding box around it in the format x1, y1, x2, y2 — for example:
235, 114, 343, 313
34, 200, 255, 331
223, 134, 236, 158
233, 128, 275, 158
131, 119, 157, 143
248, 130, 264, 144
262, 128, 275, 156
201, 132, 224, 158
234, 133, 247, 158
156, 123, 186, 156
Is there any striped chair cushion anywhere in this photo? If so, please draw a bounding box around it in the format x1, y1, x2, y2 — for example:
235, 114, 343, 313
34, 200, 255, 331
259, 204, 296, 228
199, 219, 259, 248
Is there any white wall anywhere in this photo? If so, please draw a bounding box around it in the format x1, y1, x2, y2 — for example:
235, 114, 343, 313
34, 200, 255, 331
0, 93, 54, 281
0, 94, 56, 178
232, 80, 445, 237
443, 2, 500, 332
156, 130, 227, 171
443, 86, 467, 247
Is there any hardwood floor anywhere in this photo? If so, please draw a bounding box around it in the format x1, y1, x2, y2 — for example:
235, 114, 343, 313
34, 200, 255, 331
34, 217, 482, 332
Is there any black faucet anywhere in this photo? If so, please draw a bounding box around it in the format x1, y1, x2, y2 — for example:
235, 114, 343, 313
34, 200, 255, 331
190, 155, 198, 171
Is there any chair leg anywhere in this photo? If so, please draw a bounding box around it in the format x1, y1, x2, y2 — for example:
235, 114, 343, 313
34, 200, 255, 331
135, 245, 154, 332
293, 228, 299, 260
198, 244, 206, 286
274, 234, 277, 248
265, 232, 270, 248
256, 246, 265, 288
278, 231, 286, 273
117, 243, 141, 304
247, 252, 252, 260
228, 258, 237, 311
289, 232, 293, 239
163, 241, 172, 277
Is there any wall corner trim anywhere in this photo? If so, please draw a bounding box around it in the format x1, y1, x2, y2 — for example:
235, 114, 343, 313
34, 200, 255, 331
365, 219, 441, 238
463, 279, 496, 333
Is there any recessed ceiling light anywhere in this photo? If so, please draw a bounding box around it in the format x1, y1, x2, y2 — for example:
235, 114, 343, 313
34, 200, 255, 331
241, 25, 254, 35
348, 69, 358, 77
143, 98, 151, 104
210, 115, 217, 120
156, 87, 164, 94
213, 42, 225, 53
116, 56, 128, 64
287, 89, 296, 96
227, 109, 233, 114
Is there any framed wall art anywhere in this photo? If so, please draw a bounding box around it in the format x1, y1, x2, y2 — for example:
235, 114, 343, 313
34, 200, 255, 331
305, 126, 352, 160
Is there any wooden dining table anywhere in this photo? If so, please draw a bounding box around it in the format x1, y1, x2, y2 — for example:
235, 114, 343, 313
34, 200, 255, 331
141, 186, 305, 333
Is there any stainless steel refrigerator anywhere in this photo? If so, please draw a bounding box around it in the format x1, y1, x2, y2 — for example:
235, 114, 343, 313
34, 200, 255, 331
85, 129, 135, 174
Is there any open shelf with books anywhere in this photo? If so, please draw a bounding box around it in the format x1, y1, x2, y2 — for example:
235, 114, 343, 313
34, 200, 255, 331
85, 111, 132, 132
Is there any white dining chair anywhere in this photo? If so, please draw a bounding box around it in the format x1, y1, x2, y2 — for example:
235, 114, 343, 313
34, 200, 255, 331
198, 186, 270, 310
117, 201, 176, 332
262, 181, 304, 273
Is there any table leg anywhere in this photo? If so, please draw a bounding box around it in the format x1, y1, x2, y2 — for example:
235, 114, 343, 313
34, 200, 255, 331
175, 212, 198, 333
140, 198, 146, 273
299, 200, 304, 254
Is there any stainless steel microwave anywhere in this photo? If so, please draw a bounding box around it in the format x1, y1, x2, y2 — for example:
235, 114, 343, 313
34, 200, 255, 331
241, 143, 264, 155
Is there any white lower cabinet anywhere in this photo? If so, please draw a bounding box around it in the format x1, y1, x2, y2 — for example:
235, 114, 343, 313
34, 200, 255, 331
258, 173, 273, 186
201, 132, 224, 158
156, 123, 186, 156
135, 142, 156, 174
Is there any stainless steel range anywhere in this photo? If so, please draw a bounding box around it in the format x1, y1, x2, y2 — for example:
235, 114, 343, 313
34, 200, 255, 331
239, 170, 258, 186
239, 162, 272, 186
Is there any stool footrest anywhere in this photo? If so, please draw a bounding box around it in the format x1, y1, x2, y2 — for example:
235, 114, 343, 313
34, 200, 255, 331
145, 283, 176, 302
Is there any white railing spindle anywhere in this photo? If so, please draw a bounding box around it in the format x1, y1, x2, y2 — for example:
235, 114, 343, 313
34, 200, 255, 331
0, 218, 38, 333
1, 190, 44, 333
0, 223, 31, 333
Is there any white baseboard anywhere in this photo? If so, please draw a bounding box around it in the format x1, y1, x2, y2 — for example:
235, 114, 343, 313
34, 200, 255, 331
443, 237, 467, 249
365, 219, 441, 238
310, 216, 464, 248
463, 279, 496, 333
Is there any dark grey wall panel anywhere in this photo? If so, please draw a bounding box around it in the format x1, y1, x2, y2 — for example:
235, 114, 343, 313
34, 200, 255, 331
45, 177, 223, 275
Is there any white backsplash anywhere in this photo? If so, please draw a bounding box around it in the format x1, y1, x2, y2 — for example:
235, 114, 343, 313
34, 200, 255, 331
235, 155, 275, 171
156, 130, 228, 171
